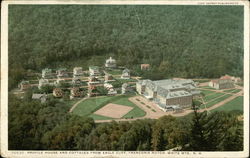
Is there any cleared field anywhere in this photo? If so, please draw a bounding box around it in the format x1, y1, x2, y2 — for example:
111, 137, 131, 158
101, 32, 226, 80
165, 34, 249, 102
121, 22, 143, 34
211, 96, 243, 113
88, 113, 114, 120
201, 90, 216, 96
106, 70, 122, 75
223, 89, 241, 93
72, 95, 146, 120
223, 89, 236, 93
94, 103, 133, 118
72, 96, 114, 116
199, 86, 216, 90
62, 98, 81, 109
204, 92, 225, 102
111, 96, 146, 118
231, 89, 241, 93
200, 94, 232, 109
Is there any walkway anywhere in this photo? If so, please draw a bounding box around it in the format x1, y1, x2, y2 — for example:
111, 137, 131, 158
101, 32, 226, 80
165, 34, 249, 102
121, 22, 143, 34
69, 96, 89, 113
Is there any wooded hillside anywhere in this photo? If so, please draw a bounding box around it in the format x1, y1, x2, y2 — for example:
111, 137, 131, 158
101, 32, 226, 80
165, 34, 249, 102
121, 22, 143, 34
8, 5, 244, 89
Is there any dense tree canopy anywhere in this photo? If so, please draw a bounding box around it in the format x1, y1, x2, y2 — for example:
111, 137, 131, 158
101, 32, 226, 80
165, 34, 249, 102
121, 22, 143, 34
8, 5, 243, 89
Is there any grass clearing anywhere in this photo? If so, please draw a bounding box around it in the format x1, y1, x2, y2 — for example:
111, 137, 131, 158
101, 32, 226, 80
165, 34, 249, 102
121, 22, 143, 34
204, 92, 225, 102
201, 90, 216, 96
199, 86, 216, 90
72, 96, 114, 116
200, 94, 232, 109
112, 96, 146, 119
106, 69, 123, 75
88, 113, 114, 120
211, 96, 243, 113
223, 89, 241, 93
223, 89, 236, 93
72, 95, 146, 120
62, 98, 81, 109
231, 89, 241, 93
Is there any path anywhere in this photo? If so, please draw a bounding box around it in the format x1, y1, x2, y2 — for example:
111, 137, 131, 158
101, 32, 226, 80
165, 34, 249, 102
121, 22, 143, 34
69, 96, 89, 113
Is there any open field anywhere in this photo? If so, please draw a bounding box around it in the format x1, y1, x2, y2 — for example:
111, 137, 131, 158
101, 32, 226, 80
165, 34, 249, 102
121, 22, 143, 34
106, 69, 123, 75
94, 103, 133, 118
204, 92, 225, 102
211, 96, 243, 113
72, 96, 114, 116
111, 96, 146, 118
200, 94, 232, 109
231, 89, 242, 93
72, 95, 146, 120
88, 113, 114, 120
63, 99, 81, 109
201, 89, 216, 96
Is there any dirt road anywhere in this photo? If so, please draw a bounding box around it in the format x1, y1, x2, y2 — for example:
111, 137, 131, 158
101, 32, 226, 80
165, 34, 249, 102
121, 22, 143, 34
69, 96, 89, 113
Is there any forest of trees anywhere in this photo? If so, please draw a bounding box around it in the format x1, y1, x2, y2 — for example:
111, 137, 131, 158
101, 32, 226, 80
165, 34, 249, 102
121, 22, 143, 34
8, 5, 244, 89
9, 92, 243, 151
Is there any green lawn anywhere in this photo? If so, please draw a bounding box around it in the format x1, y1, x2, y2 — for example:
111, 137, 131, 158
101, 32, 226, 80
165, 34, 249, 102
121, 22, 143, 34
204, 92, 225, 102
72, 96, 114, 116
111, 96, 146, 119
201, 90, 216, 96
199, 86, 216, 90
223, 89, 241, 94
200, 94, 232, 109
223, 89, 236, 93
62, 98, 81, 109
72, 95, 146, 120
115, 78, 137, 83
231, 89, 241, 93
106, 69, 122, 75
211, 96, 243, 113
88, 113, 114, 120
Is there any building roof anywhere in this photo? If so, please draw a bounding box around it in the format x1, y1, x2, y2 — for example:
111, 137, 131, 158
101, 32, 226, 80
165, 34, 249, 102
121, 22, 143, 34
57, 68, 67, 71
123, 68, 130, 73
89, 66, 99, 70
53, 88, 63, 92
20, 81, 30, 85
122, 83, 129, 88
211, 79, 233, 84
166, 90, 192, 99
138, 79, 196, 99
220, 75, 233, 80
141, 64, 150, 67
32, 94, 46, 99
42, 68, 52, 73
39, 78, 49, 84
106, 57, 116, 63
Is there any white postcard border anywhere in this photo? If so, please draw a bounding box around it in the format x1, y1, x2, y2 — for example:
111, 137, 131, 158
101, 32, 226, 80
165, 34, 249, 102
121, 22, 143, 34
1, 1, 249, 158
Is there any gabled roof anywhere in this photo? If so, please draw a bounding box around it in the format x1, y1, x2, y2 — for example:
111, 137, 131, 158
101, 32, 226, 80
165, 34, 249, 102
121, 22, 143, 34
123, 68, 130, 73
32, 94, 46, 99
106, 57, 116, 63
220, 75, 232, 80
166, 90, 192, 99
89, 66, 99, 70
